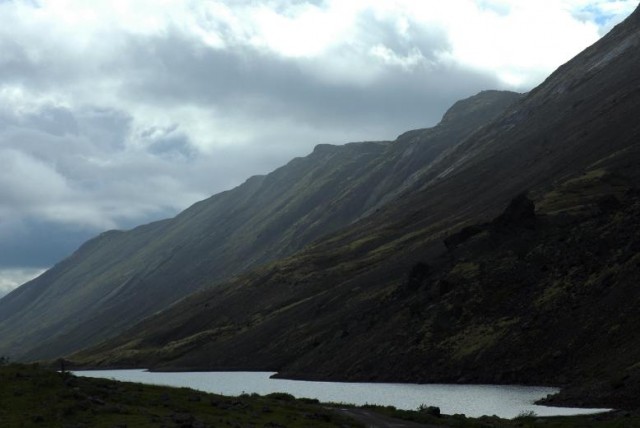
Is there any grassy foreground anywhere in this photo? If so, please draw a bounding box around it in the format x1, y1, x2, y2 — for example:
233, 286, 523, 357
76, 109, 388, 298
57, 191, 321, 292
1, 363, 639, 427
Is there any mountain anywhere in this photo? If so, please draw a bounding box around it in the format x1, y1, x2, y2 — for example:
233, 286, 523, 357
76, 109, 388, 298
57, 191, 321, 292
0, 90, 519, 360
72, 5, 640, 409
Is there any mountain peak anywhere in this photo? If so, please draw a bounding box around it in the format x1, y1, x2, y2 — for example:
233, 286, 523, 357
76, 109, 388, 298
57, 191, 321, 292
312, 143, 338, 154
439, 90, 521, 126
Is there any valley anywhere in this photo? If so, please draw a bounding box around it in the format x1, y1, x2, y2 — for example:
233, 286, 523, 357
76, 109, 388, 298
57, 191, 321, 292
1, 2, 640, 421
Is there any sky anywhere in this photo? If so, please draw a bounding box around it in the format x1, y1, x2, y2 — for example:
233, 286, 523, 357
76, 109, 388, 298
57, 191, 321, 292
0, 0, 637, 297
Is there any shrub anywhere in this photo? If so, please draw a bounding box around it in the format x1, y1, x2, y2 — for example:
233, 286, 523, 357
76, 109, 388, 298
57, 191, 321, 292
417, 404, 441, 417
265, 392, 296, 401
515, 410, 538, 420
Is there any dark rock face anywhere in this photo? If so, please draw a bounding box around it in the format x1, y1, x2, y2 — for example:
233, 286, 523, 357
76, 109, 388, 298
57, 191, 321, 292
404, 262, 430, 292
443, 225, 483, 250
493, 192, 536, 228
596, 194, 622, 212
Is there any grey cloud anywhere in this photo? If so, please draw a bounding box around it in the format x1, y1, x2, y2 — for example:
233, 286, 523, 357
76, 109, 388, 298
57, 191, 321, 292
0, 219, 97, 269
147, 131, 197, 160
0, 101, 315, 274
119, 29, 502, 137
0, 2, 503, 140
23, 106, 79, 137
74, 108, 131, 151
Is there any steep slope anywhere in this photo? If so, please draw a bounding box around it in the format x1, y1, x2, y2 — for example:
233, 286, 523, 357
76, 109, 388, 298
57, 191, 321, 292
74, 5, 640, 409
0, 90, 519, 360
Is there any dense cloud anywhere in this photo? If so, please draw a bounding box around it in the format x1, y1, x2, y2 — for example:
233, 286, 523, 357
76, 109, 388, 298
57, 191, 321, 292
0, 0, 636, 291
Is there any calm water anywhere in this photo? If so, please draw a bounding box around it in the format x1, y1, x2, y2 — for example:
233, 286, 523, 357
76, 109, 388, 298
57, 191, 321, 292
74, 370, 610, 419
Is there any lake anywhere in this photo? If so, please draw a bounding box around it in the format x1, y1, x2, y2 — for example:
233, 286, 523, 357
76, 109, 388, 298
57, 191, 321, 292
73, 370, 610, 419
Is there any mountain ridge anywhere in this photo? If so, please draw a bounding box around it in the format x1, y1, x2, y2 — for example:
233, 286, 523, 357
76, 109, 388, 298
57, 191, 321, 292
0, 89, 520, 360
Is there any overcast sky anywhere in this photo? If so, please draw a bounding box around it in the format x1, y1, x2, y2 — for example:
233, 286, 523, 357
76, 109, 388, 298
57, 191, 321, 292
0, 0, 636, 297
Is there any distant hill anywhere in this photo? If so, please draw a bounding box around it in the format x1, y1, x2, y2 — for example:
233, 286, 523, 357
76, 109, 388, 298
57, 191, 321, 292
72, 5, 640, 409
0, 87, 519, 360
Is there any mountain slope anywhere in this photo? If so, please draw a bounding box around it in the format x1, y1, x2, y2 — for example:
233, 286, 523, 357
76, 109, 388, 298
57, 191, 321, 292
73, 5, 640, 409
0, 90, 519, 360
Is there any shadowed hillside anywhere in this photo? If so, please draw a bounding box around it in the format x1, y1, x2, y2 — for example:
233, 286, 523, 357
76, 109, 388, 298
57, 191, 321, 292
0, 89, 519, 360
